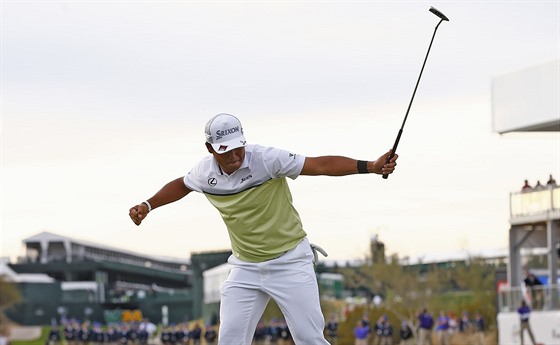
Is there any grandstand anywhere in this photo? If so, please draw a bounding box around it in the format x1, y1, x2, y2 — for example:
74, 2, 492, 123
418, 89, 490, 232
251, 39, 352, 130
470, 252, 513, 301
5, 231, 230, 326
492, 59, 560, 344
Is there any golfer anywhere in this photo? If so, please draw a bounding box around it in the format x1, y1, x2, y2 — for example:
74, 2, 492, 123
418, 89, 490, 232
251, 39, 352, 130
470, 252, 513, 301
129, 113, 398, 344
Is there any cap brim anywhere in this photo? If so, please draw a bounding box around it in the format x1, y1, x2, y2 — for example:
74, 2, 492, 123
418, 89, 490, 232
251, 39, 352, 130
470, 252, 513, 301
210, 136, 246, 154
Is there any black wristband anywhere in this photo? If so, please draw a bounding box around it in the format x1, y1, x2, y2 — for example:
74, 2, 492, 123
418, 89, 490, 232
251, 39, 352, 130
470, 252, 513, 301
357, 160, 369, 174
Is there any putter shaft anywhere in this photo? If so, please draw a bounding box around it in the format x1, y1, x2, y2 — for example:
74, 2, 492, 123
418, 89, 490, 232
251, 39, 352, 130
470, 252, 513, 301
382, 8, 449, 179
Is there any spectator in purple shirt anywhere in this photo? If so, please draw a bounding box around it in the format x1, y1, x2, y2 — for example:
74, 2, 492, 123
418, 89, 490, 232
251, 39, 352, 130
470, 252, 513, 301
518, 300, 537, 345
417, 308, 434, 345
354, 320, 369, 345
435, 311, 450, 345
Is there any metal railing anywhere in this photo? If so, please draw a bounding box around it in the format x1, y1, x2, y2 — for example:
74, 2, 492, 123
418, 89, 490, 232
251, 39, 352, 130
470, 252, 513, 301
498, 284, 559, 312
510, 186, 560, 218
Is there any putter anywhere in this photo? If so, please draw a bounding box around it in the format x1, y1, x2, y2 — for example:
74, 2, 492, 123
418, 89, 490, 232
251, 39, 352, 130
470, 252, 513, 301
382, 7, 449, 179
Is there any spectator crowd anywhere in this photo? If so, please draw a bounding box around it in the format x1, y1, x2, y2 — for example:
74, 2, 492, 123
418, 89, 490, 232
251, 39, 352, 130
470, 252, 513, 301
42, 310, 491, 345
350, 308, 487, 345
48, 318, 295, 345
252, 319, 293, 345
45, 319, 217, 345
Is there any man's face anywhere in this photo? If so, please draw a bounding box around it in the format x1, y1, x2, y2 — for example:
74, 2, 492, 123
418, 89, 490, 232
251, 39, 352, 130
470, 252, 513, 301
207, 144, 245, 174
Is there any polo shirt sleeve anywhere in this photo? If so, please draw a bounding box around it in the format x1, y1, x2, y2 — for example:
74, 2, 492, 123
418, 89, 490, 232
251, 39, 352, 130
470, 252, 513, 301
183, 161, 205, 193
261, 146, 306, 179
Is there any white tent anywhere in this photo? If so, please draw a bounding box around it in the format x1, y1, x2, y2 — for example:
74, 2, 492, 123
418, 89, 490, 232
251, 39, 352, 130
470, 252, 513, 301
202, 263, 231, 304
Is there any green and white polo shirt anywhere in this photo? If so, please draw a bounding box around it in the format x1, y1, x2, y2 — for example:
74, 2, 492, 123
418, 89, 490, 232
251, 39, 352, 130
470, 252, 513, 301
183, 144, 307, 262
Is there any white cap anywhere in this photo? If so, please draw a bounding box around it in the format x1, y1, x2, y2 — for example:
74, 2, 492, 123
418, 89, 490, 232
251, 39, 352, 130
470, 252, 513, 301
204, 113, 247, 154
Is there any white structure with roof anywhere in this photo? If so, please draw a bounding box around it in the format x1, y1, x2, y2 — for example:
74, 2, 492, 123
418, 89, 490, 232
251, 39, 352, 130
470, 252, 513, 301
492, 59, 560, 345
203, 263, 231, 304
0, 260, 54, 283
21, 231, 190, 272
492, 59, 559, 133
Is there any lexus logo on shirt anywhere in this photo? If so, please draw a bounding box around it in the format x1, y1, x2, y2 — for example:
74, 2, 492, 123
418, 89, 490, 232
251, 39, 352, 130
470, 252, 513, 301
208, 178, 217, 187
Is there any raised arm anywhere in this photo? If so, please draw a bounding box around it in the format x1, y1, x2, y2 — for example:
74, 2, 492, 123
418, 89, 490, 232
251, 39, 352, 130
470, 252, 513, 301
129, 177, 192, 225
300, 150, 398, 176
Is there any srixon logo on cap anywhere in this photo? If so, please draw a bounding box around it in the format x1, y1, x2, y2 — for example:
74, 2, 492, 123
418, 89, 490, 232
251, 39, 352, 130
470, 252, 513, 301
215, 126, 240, 140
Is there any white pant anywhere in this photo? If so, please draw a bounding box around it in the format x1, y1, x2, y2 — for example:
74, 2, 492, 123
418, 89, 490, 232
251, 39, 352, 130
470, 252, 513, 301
218, 237, 330, 345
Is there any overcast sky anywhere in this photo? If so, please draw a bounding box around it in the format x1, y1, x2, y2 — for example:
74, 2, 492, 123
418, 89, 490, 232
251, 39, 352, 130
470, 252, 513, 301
2, 0, 559, 264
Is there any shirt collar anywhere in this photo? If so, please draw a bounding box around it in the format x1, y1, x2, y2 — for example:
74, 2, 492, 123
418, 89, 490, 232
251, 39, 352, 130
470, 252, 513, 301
211, 150, 250, 176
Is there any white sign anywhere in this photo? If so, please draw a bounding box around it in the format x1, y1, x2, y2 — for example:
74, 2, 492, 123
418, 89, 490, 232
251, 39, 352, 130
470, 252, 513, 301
498, 311, 560, 345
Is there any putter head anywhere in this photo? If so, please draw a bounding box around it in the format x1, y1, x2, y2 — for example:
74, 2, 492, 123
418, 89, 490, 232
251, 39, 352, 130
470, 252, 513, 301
429, 7, 449, 21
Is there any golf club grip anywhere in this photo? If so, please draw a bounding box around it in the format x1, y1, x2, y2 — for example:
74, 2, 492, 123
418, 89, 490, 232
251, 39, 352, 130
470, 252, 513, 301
382, 129, 403, 179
